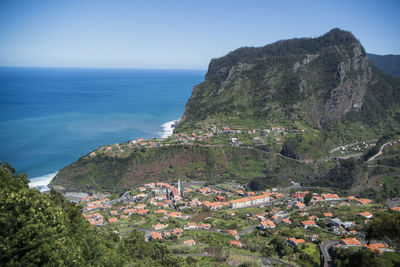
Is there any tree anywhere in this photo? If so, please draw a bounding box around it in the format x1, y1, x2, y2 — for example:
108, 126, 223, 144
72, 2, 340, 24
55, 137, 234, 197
304, 192, 313, 206
365, 213, 400, 254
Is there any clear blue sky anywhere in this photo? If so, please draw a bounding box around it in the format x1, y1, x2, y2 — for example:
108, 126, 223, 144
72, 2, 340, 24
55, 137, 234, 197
0, 0, 399, 69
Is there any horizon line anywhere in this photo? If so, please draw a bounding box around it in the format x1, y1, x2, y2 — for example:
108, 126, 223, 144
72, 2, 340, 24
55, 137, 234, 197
0, 65, 208, 71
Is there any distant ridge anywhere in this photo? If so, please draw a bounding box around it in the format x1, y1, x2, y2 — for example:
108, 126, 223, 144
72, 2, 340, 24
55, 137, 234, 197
368, 53, 400, 77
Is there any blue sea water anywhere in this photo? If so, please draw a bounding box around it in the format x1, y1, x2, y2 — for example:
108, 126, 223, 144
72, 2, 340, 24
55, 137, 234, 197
0, 67, 205, 187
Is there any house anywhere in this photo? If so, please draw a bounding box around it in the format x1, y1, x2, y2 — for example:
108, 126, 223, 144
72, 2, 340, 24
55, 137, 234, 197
294, 202, 305, 209
168, 212, 182, 218
109, 210, 118, 216
357, 199, 372, 205
136, 208, 149, 215
301, 220, 316, 228
150, 232, 163, 240
260, 219, 276, 229
184, 222, 197, 230
198, 223, 211, 230
359, 211, 373, 219
364, 243, 387, 254
172, 228, 184, 236
227, 230, 238, 237
153, 223, 167, 230
391, 206, 400, 212
108, 217, 118, 223
236, 190, 245, 196
330, 218, 344, 227
230, 240, 242, 247
322, 194, 340, 201
215, 195, 226, 202
348, 196, 357, 201
309, 215, 318, 221
340, 238, 362, 247
92, 212, 101, 218
287, 237, 305, 246
281, 218, 291, 224
155, 209, 168, 215
324, 212, 333, 217
184, 239, 196, 246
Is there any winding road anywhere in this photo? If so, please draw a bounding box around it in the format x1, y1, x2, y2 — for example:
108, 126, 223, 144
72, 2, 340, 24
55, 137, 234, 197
320, 240, 338, 267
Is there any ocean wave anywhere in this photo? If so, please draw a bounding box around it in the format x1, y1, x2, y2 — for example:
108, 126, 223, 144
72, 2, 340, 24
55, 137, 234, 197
28, 172, 57, 192
159, 119, 179, 138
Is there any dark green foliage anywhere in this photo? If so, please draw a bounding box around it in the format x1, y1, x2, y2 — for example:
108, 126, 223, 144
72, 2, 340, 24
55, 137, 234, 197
0, 163, 183, 266
281, 133, 327, 160
304, 192, 313, 206
333, 248, 384, 267
365, 212, 400, 254
305, 158, 366, 189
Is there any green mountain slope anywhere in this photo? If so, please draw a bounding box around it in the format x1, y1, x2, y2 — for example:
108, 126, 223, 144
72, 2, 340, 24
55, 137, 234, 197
178, 29, 400, 143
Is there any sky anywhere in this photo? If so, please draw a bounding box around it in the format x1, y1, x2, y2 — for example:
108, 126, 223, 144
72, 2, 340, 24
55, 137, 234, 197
0, 0, 399, 69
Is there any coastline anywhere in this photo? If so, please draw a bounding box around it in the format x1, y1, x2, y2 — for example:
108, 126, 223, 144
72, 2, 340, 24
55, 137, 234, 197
29, 119, 179, 192
159, 119, 179, 138
28, 172, 57, 192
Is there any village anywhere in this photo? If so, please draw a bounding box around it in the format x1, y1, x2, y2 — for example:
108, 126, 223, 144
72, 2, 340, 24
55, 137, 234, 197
88, 124, 303, 158
78, 177, 400, 266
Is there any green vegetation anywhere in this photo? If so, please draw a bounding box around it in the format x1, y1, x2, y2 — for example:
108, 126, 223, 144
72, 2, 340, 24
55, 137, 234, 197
0, 162, 187, 266
365, 212, 400, 254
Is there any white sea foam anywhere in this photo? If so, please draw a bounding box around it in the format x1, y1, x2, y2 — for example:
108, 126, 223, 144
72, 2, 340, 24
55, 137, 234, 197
29, 172, 57, 192
159, 119, 179, 138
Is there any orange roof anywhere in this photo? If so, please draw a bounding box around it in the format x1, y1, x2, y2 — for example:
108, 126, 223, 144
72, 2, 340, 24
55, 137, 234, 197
198, 223, 211, 229
348, 196, 357, 200
322, 193, 340, 199
282, 218, 291, 224
136, 208, 149, 215
187, 222, 197, 227
168, 212, 182, 218
230, 240, 241, 246
357, 199, 372, 205
309, 215, 318, 220
184, 239, 196, 244
391, 206, 400, 212
236, 190, 244, 194
155, 209, 168, 214
341, 238, 362, 246
295, 202, 305, 208
227, 230, 238, 236
150, 232, 162, 239
324, 212, 333, 217
301, 220, 316, 226
108, 217, 118, 223
288, 237, 305, 245
359, 211, 373, 217
261, 219, 276, 228
364, 243, 385, 253
229, 197, 251, 204
172, 228, 183, 235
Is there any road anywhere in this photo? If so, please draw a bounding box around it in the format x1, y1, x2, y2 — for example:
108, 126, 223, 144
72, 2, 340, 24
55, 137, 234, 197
367, 142, 389, 162
320, 240, 338, 267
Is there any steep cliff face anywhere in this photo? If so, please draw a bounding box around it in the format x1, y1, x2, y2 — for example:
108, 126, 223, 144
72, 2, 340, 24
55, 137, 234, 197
178, 29, 399, 135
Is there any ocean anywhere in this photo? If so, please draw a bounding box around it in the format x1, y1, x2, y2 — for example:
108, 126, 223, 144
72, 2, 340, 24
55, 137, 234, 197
0, 67, 205, 190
